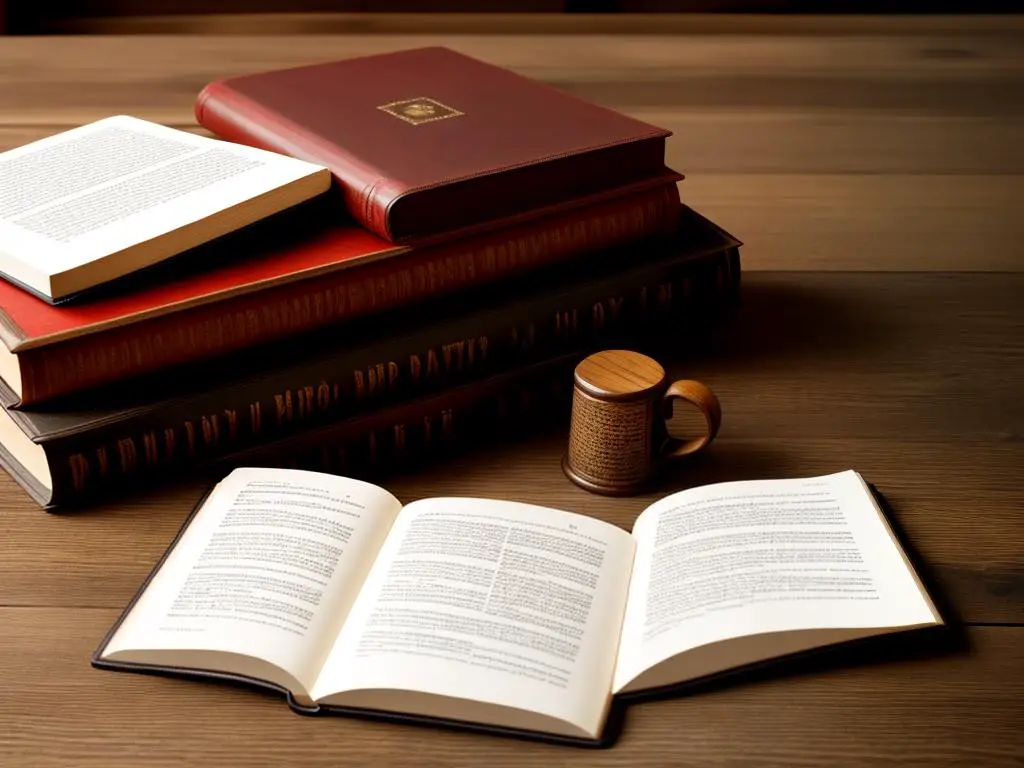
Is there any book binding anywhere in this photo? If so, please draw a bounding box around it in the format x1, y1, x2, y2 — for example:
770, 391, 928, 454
195, 47, 677, 243
6, 180, 681, 405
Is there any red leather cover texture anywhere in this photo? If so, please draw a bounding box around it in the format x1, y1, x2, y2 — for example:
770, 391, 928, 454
3, 180, 682, 405
195, 46, 673, 243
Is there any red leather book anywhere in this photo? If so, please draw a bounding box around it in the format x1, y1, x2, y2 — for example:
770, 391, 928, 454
195, 46, 676, 243
0, 178, 681, 406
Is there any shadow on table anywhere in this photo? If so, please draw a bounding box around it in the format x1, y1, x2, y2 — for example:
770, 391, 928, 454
677, 273, 898, 370
655, 439, 795, 492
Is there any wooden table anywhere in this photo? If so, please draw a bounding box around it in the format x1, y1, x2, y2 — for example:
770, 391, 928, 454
1, 16, 1022, 767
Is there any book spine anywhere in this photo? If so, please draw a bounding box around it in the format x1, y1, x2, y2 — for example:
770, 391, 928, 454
222, 354, 583, 481
195, 80, 390, 237
18, 183, 681, 405
44, 245, 740, 506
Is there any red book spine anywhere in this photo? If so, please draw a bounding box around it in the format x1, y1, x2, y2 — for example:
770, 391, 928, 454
18, 182, 681, 404
196, 81, 393, 239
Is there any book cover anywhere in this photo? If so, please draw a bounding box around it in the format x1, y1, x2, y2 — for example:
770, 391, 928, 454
0, 205, 741, 509
195, 46, 679, 242
0, 177, 681, 405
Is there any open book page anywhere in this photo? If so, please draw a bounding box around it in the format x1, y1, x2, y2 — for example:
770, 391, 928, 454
311, 498, 636, 739
613, 470, 941, 694
101, 468, 402, 699
0, 115, 326, 286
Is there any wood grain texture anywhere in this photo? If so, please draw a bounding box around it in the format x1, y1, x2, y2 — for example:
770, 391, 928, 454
2, 33, 1021, 122
0, 611, 1020, 767
1, 23, 1022, 765
576, 349, 666, 396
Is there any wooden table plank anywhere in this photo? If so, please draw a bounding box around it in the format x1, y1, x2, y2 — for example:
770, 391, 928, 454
0, 610, 1019, 767
1, 33, 1021, 123
681, 175, 1024, 271
1, 273, 1020, 624
10, 112, 1024, 175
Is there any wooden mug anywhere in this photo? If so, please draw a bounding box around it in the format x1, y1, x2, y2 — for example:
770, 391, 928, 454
561, 349, 722, 496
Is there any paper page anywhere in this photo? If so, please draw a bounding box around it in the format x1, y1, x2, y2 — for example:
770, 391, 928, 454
0, 115, 324, 278
102, 467, 402, 697
613, 470, 939, 693
312, 498, 635, 737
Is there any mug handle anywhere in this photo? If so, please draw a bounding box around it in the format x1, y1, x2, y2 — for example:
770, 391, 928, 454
660, 379, 722, 460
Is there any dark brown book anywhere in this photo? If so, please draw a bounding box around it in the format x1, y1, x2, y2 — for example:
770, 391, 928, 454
196, 46, 680, 243
0, 205, 740, 509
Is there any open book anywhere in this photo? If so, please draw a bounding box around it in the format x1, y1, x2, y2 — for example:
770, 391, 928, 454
93, 467, 942, 746
0, 115, 329, 302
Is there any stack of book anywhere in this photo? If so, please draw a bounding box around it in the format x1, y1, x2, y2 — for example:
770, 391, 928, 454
0, 47, 742, 510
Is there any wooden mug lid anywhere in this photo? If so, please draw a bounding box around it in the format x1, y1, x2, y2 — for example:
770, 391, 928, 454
574, 349, 667, 401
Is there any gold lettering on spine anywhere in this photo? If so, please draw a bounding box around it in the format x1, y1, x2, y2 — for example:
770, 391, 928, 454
353, 371, 365, 400
96, 446, 109, 477
224, 410, 239, 441
368, 364, 385, 395
297, 385, 315, 418
69, 454, 90, 491
162, 430, 175, 461
142, 432, 159, 466
249, 403, 262, 435
184, 422, 197, 455
202, 415, 220, 446
117, 438, 138, 473
317, 382, 331, 411
442, 341, 465, 372
275, 391, 294, 425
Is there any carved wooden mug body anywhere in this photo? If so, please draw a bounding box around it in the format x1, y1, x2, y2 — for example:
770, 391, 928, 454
562, 349, 722, 495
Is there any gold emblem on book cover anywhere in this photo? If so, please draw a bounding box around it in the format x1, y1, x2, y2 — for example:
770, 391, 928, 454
378, 97, 464, 125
